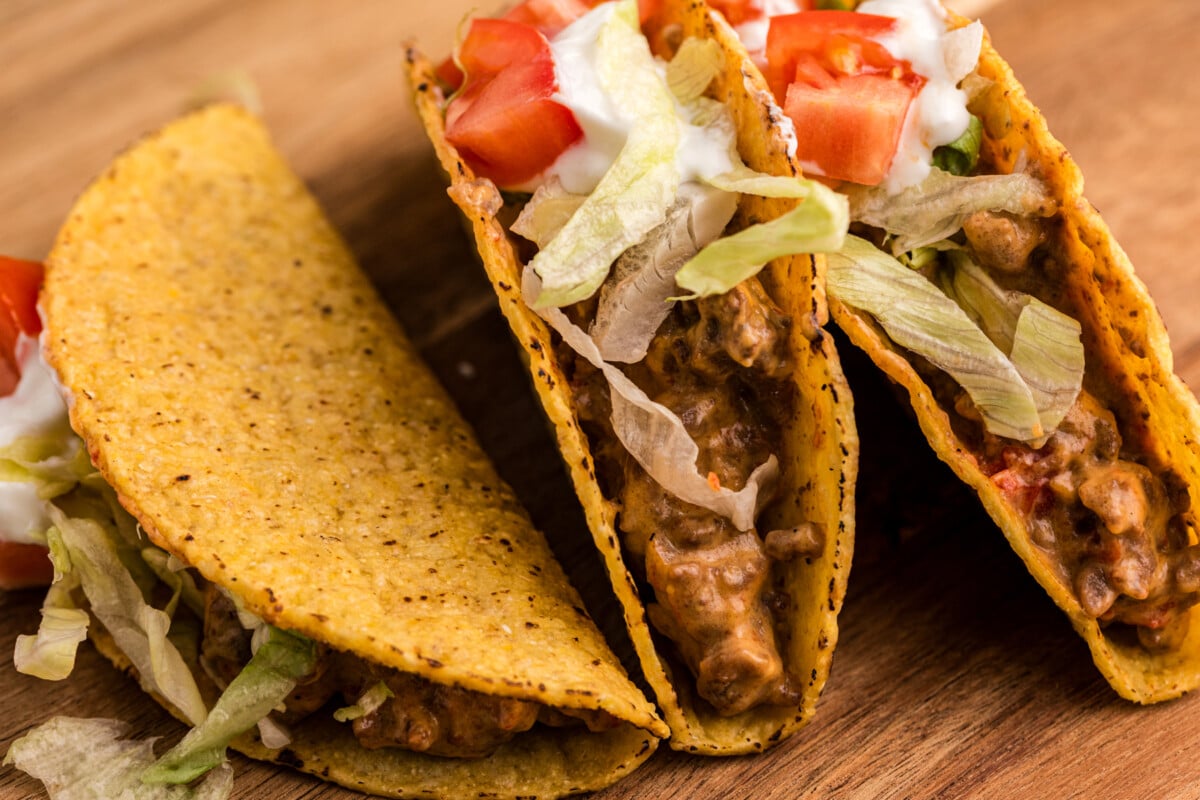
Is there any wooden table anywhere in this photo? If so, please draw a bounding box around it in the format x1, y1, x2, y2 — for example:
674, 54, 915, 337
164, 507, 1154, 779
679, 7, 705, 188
2, 1, 1199, 797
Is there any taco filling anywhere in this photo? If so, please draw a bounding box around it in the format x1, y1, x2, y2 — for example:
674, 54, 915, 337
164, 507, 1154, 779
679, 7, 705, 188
722, 0, 1200, 651
436, 0, 849, 717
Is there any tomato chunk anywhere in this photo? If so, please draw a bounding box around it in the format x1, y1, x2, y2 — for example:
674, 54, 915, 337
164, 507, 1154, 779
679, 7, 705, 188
785, 70, 916, 185
438, 0, 590, 89
0, 256, 44, 397
0, 541, 54, 590
444, 19, 583, 188
766, 11, 924, 185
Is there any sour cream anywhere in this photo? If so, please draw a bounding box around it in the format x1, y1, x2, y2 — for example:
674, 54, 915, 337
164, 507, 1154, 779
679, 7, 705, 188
858, 0, 983, 192
0, 333, 72, 545
540, 2, 737, 195
735, 0, 803, 59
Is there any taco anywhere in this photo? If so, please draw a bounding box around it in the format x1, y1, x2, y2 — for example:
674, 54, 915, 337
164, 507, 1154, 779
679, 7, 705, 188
680, 0, 1200, 702
408, 0, 858, 754
3, 103, 666, 799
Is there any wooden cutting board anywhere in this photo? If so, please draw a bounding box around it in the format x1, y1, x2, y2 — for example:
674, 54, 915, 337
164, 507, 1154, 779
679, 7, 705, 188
2, 1, 1199, 797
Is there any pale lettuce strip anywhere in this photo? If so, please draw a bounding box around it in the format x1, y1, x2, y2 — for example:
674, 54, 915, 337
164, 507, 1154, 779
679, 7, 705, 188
592, 183, 738, 363
524, 268, 775, 531
13, 525, 89, 680
49, 505, 208, 727
844, 168, 1054, 255
827, 235, 1046, 442
941, 252, 1083, 435
142, 626, 317, 785
333, 680, 395, 723
665, 38, 723, 104
674, 180, 849, 298
4, 717, 233, 800
530, 0, 680, 308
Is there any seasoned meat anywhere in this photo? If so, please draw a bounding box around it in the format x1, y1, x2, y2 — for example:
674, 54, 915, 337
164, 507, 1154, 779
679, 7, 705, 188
344, 668, 540, 758
571, 276, 806, 716
200, 585, 604, 758
962, 210, 1048, 274
201, 584, 252, 688
980, 391, 1200, 649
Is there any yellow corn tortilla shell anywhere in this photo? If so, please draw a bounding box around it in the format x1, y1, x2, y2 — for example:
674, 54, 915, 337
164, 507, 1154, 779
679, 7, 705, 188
406, 5, 857, 753
40, 104, 664, 798
699, 0, 1200, 703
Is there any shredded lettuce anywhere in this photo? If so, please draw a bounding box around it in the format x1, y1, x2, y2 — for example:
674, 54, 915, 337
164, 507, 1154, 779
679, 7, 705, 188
674, 180, 848, 298
142, 626, 316, 784
845, 168, 1054, 255
511, 179, 588, 249
524, 268, 776, 530
334, 680, 395, 723
666, 38, 723, 104
932, 115, 983, 176
529, 0, 681, 308
0, 434, 90, 499
5, 717, 233, 800
939, 251, 1083, 436
48, 505, 208, 726
827, 235, 1051, 442
12, 605, 89, 681
592, 183, 738, 362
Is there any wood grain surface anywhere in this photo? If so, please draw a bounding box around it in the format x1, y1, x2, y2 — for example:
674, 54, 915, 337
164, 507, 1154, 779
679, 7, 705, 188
2, 1, 1199, 798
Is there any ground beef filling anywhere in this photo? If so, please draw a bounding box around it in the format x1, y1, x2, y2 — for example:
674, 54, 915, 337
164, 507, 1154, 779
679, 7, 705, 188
949, 209, 1200, 651
201, 588, 618, 758
569, 279, 820, 716
972, 391, 1200, 650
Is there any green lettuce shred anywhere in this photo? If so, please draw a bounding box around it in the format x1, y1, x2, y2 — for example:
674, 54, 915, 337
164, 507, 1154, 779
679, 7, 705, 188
666, 38, 723, 103
142, 626, 317, 785
333, 681, 395, 723
674, 180, 848, 298
940, 251, 1083, 436
530, 0, 680, 308
5, 717, 233, 800
845, 168, 1055, 255
932, 115, 983, 176
827, 235, 1051, 442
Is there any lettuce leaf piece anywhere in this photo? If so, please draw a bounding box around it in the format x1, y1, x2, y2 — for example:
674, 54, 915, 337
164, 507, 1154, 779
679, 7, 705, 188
143, 626, 317, 784
4, 717, 233, 800
592, 183, 738, 363
511, 179, 588, 249
940, 251, 1083, 435
932, 115, 983, 176
827, 235, 1046, 442
141, 548, 205, 619
674, 180, 848, 298
51, 505, 208, 726
530, 0, 680, 308
333, 680, 395, 723
666, 37, 723, 104
524, 268, 775, 530
12, 604, 89, 681
845, 168, 1054, 255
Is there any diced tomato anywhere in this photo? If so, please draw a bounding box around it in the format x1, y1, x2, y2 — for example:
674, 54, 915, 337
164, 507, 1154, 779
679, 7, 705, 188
0, 541, 54, 590
785, 71, 915, 185
438, 0, 591, 89
766, 11, 925, 185
507, 0, 592, 36
444, 19, 583, 188
0, 256, 45, 397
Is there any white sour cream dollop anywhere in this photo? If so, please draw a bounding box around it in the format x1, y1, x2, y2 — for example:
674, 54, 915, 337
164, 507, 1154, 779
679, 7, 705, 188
0, 333, 72, 545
